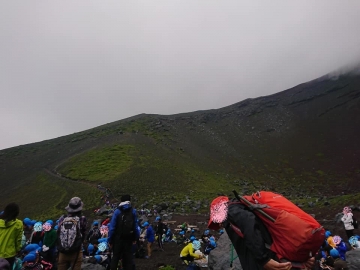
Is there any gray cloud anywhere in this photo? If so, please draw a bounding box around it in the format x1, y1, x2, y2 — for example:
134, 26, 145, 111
1, 1, 360, 150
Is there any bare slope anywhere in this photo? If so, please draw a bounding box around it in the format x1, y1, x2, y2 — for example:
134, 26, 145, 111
1, 72, 360, 219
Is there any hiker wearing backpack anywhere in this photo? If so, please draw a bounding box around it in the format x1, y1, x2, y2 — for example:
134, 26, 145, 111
107, 194, 139, 270
87, 222, 101, 244
208, 193, 318, 270
0, 203, 23, 269
57, 197, 87, 270
341, 206, 354, 240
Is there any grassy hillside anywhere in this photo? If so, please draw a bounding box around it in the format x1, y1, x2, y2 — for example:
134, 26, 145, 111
1, 72, 360, 220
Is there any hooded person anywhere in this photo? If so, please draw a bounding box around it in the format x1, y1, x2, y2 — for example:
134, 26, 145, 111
333, 235, 348, 261
0, 203, 23, 269
57, 197, 87, 270
41, 221, 57, 263
108, 194, 139, 270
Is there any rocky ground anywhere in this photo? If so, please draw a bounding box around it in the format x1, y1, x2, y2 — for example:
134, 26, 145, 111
134, 214, 210, 270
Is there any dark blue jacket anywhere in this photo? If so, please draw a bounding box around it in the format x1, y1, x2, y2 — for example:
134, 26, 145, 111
107, 203, 139, 243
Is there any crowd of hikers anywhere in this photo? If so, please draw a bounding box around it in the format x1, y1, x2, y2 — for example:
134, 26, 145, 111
0, 190, 360, 270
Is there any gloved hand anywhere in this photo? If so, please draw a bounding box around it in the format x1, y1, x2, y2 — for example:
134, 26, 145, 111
42, 245, 49, 252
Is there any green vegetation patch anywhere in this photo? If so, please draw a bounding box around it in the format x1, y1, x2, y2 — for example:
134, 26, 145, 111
58, 145, 135, 181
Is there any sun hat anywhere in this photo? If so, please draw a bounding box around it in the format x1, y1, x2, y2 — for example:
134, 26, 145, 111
65, 197, 84, 213
208, 196, 229, 230
192, 240, 201, 250
142, 222, 149, 227
93, 221, 99, 226
33, 222, 43, 232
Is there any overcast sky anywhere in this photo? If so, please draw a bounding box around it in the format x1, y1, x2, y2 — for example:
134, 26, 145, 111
1, 1, 360, 150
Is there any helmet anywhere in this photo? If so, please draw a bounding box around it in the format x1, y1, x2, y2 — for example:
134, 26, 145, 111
330, 248, 340, 258
155, 216, 161, 221
142, 222, 149, 227
190, 236, 196, 241
192, 240, 201, 250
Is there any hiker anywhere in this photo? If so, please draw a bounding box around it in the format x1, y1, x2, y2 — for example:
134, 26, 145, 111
57, 197, 87, 270
208, 195, 316, 270
332, 236, 348, 261
29, 222, 44, 245
87, 221, 101, 243
23, 218, 33, 243
204, 236, 217, 255
107, 194, 139, 270
201, 229, 211, 244
41, 221, 57, 263
180, 240, 204, 265
341, 206, 354, 239
142, 222, 154, 259
0, 203, 24, 269
155, 217, 165, 251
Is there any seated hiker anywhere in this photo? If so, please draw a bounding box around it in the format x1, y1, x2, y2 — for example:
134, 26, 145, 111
180, 240, 204, 265
333, 235, 348, 261
29, 222, 44, 246
201, 229, 212, 244
208, 195, 316, 270
204, 236, 217, 255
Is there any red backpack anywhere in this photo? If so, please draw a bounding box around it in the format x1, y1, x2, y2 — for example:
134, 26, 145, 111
230, 190, 325, 264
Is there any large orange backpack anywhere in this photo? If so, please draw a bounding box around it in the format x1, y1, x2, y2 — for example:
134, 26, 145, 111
231, 190, 325, 263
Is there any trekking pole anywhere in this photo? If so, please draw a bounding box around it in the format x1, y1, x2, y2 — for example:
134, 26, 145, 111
232, 190, 275, 223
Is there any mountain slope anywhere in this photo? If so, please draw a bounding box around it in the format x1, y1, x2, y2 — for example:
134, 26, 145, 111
1, 72, 360, 219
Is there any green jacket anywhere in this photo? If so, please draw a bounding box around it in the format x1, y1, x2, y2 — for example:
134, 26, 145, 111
43, 229, 57, 248
0, 219, 23, 258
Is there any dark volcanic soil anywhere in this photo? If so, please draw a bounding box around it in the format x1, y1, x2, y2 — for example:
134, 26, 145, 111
134, 214, 210, 270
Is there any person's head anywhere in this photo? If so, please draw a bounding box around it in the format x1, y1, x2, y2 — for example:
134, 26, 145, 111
0, 203, 20, 222
93, 221, 99, 227
33, 222, 43, 232
190, 236, 196, 242
330, 248, 340, 259
343, 206, 352, 214
121, 194, 131, 203
204, 230, 210, 236
192, 240, 201, 251
333, 235, 342, 245
0, 258, 10, 270
142, 222, 149, 228
208, 196, 229, 230
155, 216, 162, 222
42, 222, 52, 232
22, 252, 38, 265
65, 197, 84, 215
325, 231, 332, 238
